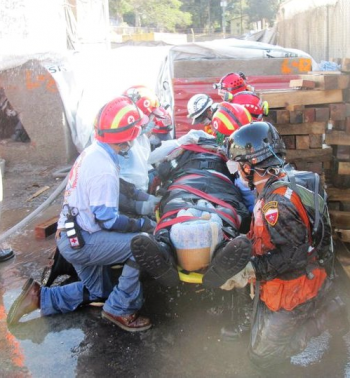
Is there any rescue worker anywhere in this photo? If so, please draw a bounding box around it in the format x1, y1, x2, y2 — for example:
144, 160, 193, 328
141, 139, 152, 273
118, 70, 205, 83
149, 105, 173, 151
130, 103, 255, 290
225, 121, 348, 369
213, 72, 254, 102
187, 93, 218, 129
231, 90, 269, 121
7, 96, 156, 332
121, 85, 165, 194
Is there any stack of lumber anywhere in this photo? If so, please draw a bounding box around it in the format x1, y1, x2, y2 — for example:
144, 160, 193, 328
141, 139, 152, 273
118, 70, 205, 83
259, 69, 350, 182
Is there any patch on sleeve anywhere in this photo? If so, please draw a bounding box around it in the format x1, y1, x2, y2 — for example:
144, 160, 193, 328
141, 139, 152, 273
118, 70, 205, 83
262, 201, 279, 226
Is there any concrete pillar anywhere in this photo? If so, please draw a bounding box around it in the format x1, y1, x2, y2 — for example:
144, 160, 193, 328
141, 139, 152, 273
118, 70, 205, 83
0, 60, 78, 165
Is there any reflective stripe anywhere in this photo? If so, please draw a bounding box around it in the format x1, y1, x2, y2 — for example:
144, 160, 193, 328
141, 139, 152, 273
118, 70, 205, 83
284, 187, 293, 200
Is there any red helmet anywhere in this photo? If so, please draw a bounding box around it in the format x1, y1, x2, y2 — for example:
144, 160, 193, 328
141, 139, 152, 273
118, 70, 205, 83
94, 96, 148, 144
214, 72, 248, 98
211, 102, 252, 137
123, 85, 160, 117
152, 106, 173, 134
232, 91, 268, 121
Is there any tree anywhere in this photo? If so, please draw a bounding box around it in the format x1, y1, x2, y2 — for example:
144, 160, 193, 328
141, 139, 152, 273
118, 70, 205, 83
109, 0, 133, 24
244, 0, 279, 25
109, 0, 192, 31
181, 0, 222, 32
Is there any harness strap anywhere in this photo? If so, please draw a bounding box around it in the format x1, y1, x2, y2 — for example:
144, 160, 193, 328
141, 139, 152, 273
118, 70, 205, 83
180, 144, 227, 160
155, 215, 203, 232
168, 183, 241, 229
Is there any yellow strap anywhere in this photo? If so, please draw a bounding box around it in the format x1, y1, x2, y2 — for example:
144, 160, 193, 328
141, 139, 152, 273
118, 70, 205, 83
177, 266, 203, 284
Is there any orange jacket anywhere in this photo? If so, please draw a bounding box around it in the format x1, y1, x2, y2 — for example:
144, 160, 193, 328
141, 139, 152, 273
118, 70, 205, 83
249, 181, 327, 312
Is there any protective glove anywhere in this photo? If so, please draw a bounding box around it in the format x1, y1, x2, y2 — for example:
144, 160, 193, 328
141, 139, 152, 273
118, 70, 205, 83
140, 216, 157, 233
177, 129, 214, 145
135, 195, 161, 216
220, 262, 255, 291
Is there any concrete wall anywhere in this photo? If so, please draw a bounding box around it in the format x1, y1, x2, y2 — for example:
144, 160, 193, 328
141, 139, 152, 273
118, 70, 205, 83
0, 60, 77, 166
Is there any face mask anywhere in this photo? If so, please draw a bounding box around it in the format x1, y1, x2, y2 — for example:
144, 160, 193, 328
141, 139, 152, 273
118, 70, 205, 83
238, 171, 250, 188
253, 177, 269, 186
226, 160, 239, 175
118, 140, 134, 157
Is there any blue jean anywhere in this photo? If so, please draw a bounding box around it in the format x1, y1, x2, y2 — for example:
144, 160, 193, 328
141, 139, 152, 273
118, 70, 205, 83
41, 230, 143, 317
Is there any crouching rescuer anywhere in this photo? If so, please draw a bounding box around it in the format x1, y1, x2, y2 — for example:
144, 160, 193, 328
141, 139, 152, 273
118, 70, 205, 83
7, 96, 156, 332
226, 121, 349, 369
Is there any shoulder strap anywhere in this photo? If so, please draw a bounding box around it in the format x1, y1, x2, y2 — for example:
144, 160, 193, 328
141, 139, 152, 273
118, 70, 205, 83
287, 170, 320, 237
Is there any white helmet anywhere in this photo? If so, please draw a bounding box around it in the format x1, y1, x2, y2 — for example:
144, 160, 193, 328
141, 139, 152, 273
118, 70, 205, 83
187, 94, 214, 125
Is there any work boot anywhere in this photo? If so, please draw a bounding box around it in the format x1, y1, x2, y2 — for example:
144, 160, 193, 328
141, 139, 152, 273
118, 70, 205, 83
221, 318, 251, 341
7, 278, 41, 325
101, 310, 152, 332
203, 235, 252, 289
221, 287, 252, 341
0, 248, 14, 262
131, 232, 180, 287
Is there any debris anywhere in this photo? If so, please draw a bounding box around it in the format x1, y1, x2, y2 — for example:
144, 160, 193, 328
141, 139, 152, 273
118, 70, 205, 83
26, 186, 50, 202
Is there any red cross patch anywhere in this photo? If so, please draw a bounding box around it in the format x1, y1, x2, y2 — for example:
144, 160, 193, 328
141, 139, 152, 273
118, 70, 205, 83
262, 201, 279, 226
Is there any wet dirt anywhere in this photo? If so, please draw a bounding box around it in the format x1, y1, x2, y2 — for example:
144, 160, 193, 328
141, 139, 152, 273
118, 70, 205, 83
1, 166, 350, 377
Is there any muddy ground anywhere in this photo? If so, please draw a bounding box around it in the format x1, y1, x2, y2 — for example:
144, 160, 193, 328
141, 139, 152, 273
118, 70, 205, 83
1, 162, 350, 377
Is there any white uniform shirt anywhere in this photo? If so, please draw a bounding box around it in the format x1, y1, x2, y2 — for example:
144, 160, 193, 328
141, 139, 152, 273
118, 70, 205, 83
57, 141, 120, 233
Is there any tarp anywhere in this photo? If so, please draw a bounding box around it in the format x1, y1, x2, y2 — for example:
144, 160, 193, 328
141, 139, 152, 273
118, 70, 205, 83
1, 46, 171, 152
155, 38, 315, 136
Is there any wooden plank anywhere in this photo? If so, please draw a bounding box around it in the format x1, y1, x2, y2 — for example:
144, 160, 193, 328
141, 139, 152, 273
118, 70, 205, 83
334, 239, 350, 280
327, 187, 350, 202
309, 134, 323, 149
282, 135, 296, 149
333, 145, 350, 160
289, 110, 304, 123
35, 216, 58, 239
259, 89, 343, 108
303, 108, 315, 123
299, 73, 349, 90
341, 58, 350, 73
325, 131, 350, 146
289, 79, 315, 89
338, 162, 350, 175
329, 103, 346, 121
173, 57, 313, 78
296, 135, 310, 149
275, 122, 326, 135
286, 147, 333, 162
315, 107, 330, 122
26, 186, 50, 202
329, 210, 350, 229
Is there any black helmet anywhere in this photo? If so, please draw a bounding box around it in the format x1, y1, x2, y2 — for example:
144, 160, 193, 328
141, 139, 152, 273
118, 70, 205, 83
227, 121, 286, 167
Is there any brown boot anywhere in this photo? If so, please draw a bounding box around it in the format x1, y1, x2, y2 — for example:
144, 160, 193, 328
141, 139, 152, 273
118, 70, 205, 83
7, 278, 41, 325
101, 310, 152, 332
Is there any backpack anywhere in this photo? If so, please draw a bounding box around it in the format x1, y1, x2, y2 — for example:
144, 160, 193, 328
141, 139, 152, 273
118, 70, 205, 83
270, 168, 333, 268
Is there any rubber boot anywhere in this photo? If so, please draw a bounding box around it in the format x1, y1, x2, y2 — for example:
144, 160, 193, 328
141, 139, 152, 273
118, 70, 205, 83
203, 235, 252, 289
131, 232, 180, 287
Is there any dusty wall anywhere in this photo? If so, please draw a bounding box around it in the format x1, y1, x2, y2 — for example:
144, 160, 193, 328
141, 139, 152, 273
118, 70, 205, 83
276, 0, 350, 63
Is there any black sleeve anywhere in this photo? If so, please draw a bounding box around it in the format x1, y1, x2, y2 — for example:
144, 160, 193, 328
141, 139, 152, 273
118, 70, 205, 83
251, 193, 310, 281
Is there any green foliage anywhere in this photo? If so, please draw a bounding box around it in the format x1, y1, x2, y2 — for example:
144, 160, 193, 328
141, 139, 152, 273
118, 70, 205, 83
109, 0, 192, 31
244, 0, 279, 24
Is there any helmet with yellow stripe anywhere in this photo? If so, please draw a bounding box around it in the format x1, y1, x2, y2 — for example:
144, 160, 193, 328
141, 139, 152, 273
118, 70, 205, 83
211, 102, 252, 145
94, 96, 148, 144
